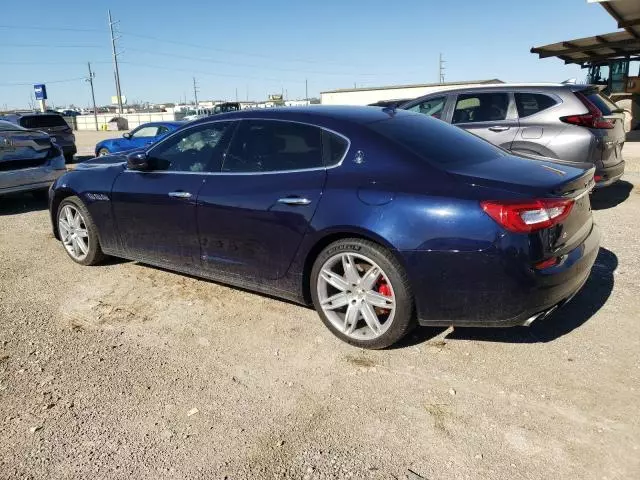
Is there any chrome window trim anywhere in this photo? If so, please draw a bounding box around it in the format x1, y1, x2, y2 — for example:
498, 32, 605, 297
141, 117, 351, 175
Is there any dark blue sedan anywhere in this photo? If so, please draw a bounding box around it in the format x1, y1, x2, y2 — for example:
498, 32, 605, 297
94, 121, 184, 157
49, 106, 599, 348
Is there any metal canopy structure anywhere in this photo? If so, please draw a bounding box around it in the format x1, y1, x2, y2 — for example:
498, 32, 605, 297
530, 0, 640, 67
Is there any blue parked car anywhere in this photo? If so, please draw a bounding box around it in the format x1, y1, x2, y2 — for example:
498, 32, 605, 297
48, 106, 599, 349
94, 121, 184, 156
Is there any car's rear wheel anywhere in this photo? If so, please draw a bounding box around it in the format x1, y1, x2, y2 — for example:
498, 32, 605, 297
310, 238, 415, 349
64, 153, 74, 163
57, 196, 106, 266
97, 148, 110, 156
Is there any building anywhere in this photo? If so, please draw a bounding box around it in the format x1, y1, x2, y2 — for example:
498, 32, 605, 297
320, 79, 504, 106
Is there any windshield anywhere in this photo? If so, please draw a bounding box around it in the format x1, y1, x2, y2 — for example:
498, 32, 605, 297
19, 114, 68, 128
368, 112, 505, 167
0, 120, 27, 132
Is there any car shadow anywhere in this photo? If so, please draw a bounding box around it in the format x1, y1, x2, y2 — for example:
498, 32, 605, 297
0, 192, 48, 216
590, 180, 633, 210
443, 247, 617, 344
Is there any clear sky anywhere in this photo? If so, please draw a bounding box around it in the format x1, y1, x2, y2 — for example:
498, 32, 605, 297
0, 0, 619, 109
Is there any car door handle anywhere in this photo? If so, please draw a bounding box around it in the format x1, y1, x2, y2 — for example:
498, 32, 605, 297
488, 126, 510, 132
168, 191, 192, 199
277, 197, 311, 206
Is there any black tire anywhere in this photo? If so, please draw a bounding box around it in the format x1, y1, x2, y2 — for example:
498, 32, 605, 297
56, 196, 106, 266
64, 153, 74, 164
97, 148, 110, 157
310, 238, 415, 349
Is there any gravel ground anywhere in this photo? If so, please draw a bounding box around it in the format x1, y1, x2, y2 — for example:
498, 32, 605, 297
0, 133, 639, 479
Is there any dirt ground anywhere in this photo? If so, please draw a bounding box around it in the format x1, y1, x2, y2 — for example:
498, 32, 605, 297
0, 132, 639, 479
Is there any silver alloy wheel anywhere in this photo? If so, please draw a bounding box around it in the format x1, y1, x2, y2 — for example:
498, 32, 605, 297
317, 252, 396, 340
98, 149, 109, 156
58, 205, 90, 261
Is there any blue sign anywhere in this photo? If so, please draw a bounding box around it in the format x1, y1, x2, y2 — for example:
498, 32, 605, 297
33, 84, 47, 101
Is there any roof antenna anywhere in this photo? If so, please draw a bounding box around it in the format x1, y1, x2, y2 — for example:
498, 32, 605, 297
561, 78, 577, 84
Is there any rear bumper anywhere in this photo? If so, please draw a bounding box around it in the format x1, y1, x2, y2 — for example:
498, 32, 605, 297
61, 145, 77, 157
403, 224, 601, 327
0, 158, 66, 195
595, 160, 624, 188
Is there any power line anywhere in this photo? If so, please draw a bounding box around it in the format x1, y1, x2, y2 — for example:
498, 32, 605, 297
118, 61, 307, 83
0, 60, 112, 65
0, 77, 86, 86
0, 24, 102, 33
119, 30, 372, 68
124, 47, 381, 77
2, 43, 105, 48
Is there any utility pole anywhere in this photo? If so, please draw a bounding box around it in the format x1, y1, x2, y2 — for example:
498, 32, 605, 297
108, 10, 124, 114
439, 53, 446, 83
86, 62, 98, 131
192, 77, 199, 108
305, 78, 308, 106
235, 87, 238, 102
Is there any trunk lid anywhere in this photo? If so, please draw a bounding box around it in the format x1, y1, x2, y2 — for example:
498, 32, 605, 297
449, 154, 595, 256
577, 88, 626, 168
0, 130, 54, 169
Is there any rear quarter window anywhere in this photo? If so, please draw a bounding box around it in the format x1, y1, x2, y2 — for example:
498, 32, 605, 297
368, 113, 506, 167
19, 115, 68, 129
322, 130, 349, 166
584, 91, 618, 115
515, 93, 558, 118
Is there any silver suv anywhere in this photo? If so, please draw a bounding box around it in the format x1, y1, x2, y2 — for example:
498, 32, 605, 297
400, 84, 625, 187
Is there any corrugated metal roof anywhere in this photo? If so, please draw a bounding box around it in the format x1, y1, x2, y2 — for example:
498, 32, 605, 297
531, 0, 640, 66
320, 79, 503, 94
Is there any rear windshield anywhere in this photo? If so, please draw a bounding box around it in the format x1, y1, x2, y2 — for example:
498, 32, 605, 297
368, 113, 505, 166
19, 115, 68, 129
0, 120, 26, 131
584, 91, 618, 115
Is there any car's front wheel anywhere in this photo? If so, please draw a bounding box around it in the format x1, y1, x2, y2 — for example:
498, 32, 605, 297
57, 196, 106, 266
310, 238, 415, 349
97, 148, 110, 156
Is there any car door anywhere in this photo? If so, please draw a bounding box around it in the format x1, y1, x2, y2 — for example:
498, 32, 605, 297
450, 91, 518, 150
197, 119, 328, 280
110, 121, 236, 267
128, 125, 160, 150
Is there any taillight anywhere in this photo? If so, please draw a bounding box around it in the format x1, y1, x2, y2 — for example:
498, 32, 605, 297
481, 199, 574, 233
560, 92, 614, 129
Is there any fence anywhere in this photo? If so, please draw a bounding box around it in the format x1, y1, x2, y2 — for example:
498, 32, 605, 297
65, 112, 183, 131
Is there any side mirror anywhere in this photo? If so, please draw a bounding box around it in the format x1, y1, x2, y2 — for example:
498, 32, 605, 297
123, 132, 131, 139
126, 151, 149, 171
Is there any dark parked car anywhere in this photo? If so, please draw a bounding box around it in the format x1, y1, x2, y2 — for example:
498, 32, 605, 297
48, 107, 599, 348
0, 120, 66, 196
400, 84, 625, 187
0, 112, 77, 163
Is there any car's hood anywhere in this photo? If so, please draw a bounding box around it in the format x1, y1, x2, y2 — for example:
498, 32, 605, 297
76, 153, 127, 169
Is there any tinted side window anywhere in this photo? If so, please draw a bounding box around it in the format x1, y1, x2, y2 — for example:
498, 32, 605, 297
19, 115, 67, 129
406, 96, 447, 119
149, 121, 235, 172
156, 126, 170, 135
322, 130, 349, 167
452, 93, 509, 124
515, 93, 557, 118
223, 120, 323, 172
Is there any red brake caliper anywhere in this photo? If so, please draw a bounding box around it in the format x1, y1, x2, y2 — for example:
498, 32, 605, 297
375, 279, 392, 314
